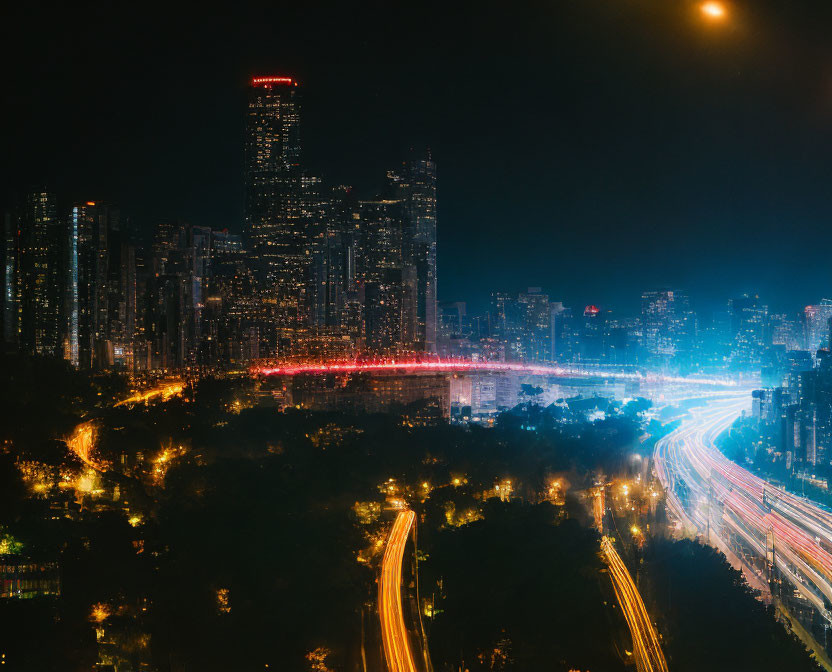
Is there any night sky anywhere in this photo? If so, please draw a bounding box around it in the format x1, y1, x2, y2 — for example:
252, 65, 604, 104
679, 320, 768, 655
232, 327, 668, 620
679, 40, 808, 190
4, 1, 832, 315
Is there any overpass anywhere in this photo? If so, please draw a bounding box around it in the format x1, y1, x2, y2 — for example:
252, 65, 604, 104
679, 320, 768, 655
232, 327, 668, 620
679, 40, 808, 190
253, 359, 737, 388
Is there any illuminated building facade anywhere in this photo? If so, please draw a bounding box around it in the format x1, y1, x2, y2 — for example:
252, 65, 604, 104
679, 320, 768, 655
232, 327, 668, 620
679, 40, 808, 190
2, 210, 18, 348
388, 156, 438, 352
16, 191, 62, 357
0, 557, 60, 599
244, 76, 305, 338
803, 299, 832, 352
278, 370, 451, 421
729, 294, 768, 368
641, 289, 696, 359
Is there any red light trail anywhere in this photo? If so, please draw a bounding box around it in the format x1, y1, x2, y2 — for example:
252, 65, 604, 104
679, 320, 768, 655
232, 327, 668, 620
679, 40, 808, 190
252, 359, 736, 387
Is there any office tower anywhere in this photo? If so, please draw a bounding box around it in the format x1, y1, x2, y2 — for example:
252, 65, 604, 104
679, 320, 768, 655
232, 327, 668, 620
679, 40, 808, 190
578, 305, 605, 362
388, 156, 437, 352
439, 301, 467, 340
66, 202, 134, 370
549, 302, 567, 361
803, 299, 832, 352
16, 191, 63, 357
300, 175, 332, 329
358, 198, 407, 354
2, 210, 18, 348
641, 289, 696, 359
204, 231, 261, 366
729, 294, 768, 368
769, 312, 800, 350
244, 76, 305, 333
490, 292, 525, 361
518, 288, 551, 362
321, 186, 360, 332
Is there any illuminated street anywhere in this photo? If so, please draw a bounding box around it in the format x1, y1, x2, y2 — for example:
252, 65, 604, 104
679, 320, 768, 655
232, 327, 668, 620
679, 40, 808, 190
115, 381, 185, 406
6, 0, 832, 668
601, 536, 668, 672
255, 359, 736, 387
379, 509, 419, 672
655, 395, 832, 654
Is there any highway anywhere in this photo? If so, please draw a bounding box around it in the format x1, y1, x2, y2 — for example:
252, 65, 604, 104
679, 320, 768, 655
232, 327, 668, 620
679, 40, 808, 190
254, 359, 736, 387
655, 395, 832, 625
602, 536, 668, 672
379, 509, 419, 672
115, 381, 184, 406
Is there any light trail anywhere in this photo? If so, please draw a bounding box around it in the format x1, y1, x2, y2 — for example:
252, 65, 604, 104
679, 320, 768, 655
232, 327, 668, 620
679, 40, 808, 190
655, 395, 832, 628
379, 509, 419, 672
115, 381, 184, 406
602, 536, 668, 672
65, 420, 105, 469
254, 359, 737, 387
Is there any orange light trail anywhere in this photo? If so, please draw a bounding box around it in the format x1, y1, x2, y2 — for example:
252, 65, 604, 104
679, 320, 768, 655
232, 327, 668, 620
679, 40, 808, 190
379, 509, 419, 672
115, 381, 184, 406
602, 536, 668, 672
66, 420, 105, 469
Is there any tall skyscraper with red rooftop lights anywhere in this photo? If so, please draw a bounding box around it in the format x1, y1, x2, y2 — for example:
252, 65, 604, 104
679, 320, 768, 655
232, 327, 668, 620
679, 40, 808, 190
244, 76, 305, 333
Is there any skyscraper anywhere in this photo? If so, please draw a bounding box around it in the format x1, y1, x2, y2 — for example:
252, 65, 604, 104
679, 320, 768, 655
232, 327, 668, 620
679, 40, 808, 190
17, 191, 62, 357
244, 76, 305, 335
388, 156, 437, 352
641, 289, 696, 359
803, 299, 832, 352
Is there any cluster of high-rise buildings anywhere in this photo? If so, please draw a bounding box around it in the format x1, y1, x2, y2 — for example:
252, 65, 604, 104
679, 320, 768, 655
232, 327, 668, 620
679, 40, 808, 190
438, 290, 832, 376
4, 76, 832, 382
1, 77, 438, 372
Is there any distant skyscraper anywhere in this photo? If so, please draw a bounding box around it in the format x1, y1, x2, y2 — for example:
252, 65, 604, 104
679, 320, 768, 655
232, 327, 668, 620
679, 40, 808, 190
65, 202, 135, 370
17, 191, 62, 357
803, 299, 832, 352
244, 76, 305, 332
729, 294, 768, 368
641, 289, 696, 359
2, 210, 18, 349
389, 156, 437, 352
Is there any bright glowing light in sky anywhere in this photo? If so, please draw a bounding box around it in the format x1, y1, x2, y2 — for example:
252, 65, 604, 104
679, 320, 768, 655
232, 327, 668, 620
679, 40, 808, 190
700, 2, 726, 19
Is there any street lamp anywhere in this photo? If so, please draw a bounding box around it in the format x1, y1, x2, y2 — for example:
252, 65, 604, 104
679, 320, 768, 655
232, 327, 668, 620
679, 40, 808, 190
700, 2, 726, 20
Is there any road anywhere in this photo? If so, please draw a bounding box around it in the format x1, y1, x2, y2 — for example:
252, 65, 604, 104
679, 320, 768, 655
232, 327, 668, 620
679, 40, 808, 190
379, 509, 419, 672
254, 359, 735, 387
115, 381, 184, 406
601, 536, 669, 672
655, 394, 832, 624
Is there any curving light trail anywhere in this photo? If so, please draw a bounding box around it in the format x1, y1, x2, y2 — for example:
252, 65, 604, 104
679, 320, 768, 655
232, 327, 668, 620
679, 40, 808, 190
65, 420, 104, 469
379, 509, 419, 672
254, 359, 737, 387
655, 395, 832, 622
602, 536, 669, 672
115, 381, 184, 406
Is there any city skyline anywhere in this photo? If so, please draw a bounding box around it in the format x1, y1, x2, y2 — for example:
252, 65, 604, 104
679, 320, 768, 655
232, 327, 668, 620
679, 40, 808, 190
6, 1, 832, 314
9, 4, 832, 670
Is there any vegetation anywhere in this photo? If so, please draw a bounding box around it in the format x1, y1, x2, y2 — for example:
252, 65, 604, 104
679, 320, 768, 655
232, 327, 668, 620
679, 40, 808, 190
0, 356, 821, 670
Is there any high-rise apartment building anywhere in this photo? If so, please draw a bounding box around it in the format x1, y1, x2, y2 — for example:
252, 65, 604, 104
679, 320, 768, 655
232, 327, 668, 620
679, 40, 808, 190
803, 299, 832, 352
16, 192, 63, 357
388, 156, 437, 352
244, 76, 305, 333
641, 289, 696, 359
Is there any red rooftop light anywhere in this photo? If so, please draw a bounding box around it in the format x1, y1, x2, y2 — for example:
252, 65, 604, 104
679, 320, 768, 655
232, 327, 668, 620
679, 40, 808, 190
251, 76, 295, 87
